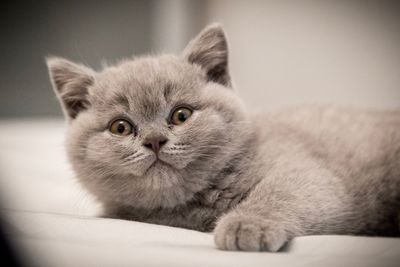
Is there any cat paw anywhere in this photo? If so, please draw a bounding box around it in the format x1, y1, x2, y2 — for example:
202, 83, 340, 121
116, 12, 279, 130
214, 214, 288, 252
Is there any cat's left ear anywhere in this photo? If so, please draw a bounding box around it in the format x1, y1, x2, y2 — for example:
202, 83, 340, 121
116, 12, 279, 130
182, 24, 231, 87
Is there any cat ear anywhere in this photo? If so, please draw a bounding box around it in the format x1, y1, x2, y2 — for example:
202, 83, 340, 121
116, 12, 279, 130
182, 24, 231, 87
46, 57, 95, 120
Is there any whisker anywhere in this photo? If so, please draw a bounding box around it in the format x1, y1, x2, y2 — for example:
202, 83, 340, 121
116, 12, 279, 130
124, 152, 144, 161
168, 147, 188, 151
127, 154, 150, 164
174, 143, 190, 147
162, 151, 189, 156
121, 150, 140, 160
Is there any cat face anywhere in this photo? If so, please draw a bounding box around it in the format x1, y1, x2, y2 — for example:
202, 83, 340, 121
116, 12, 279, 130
47, 24, 250, 209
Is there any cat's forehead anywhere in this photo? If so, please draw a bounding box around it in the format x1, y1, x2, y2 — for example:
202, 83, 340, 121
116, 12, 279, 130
91, 56, 205, 118
97, 55, 201, 91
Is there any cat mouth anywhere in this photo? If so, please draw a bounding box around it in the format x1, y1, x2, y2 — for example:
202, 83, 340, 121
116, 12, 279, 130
145, 158, 173, 173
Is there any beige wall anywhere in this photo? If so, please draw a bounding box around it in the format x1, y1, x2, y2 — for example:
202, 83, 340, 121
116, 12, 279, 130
205, 1, 400, 111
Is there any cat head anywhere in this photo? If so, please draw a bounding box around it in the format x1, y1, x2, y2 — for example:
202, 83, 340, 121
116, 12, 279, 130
47, 24, 251, 209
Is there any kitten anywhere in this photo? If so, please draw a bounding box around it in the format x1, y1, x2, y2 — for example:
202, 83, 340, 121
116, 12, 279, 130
46, 24, 400, 252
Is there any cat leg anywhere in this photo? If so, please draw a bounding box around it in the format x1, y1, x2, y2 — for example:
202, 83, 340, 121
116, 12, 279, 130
214, 154, 351, 252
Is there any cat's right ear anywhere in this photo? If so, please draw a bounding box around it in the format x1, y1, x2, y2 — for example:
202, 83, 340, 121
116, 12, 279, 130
46, 57, 95, 120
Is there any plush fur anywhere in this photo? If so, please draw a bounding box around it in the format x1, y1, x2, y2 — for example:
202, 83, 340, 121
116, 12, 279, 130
47, 24, 400, 252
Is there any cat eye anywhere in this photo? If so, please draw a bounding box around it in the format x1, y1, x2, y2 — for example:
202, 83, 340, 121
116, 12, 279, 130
109, 119, 134, 136
170, 106, 193, 125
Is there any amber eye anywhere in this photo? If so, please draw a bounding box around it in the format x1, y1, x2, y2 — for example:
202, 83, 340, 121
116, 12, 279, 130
109, 119, 133, 136
170, 107, 192, 125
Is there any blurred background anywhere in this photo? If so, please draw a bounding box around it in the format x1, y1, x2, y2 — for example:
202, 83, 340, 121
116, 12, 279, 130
1, 0, 399, 118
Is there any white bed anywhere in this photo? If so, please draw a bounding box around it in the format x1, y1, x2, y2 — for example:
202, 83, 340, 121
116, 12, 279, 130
0, 119, 399, 267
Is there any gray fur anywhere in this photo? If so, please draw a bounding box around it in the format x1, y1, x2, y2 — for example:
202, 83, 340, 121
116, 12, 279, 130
46, 24, 400, 252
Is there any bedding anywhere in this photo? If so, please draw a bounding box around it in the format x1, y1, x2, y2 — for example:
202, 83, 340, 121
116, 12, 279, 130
0, 119, 399, 267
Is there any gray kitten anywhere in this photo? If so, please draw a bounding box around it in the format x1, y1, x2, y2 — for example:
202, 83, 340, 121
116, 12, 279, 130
46, 24, 400, 252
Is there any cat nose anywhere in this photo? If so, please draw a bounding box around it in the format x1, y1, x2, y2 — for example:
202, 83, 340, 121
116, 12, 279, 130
142, 135, 168, 154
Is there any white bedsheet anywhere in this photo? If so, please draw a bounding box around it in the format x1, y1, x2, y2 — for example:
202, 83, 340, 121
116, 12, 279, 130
0, 119, 399, 267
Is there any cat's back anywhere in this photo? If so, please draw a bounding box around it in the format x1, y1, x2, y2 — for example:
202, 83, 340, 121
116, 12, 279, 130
253, 105, 400, 177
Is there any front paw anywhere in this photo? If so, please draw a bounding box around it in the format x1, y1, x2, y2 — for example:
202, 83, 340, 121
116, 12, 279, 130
214, 214, 288, 252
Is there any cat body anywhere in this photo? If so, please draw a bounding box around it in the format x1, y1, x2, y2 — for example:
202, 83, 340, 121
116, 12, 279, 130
47, 24, 400, 252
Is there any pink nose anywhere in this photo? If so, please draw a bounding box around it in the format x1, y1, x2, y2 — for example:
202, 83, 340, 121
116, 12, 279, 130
142, 135, 168, 154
